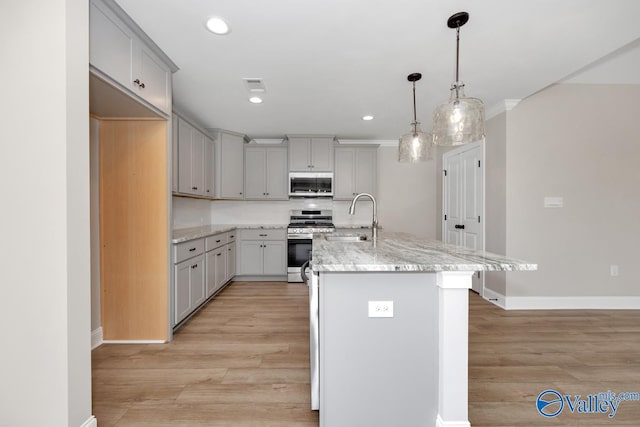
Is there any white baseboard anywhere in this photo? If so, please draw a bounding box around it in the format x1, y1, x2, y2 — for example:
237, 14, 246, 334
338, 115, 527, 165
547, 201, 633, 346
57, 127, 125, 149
91, 327, 103, 350
482, 290, 640, 310
482, 288, 506, 309
80, 415, 97, 427
102, 340, 167, 344
506, 296, 640, 310
435, 414, 471, 427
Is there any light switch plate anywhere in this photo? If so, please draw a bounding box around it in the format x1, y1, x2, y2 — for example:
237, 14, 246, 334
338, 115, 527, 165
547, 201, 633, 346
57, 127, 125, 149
544, 197, 564, 208
368, 301, 393, 318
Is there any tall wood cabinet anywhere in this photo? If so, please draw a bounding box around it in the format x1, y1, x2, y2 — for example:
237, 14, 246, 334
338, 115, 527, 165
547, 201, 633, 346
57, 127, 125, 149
90, 0, 177, 341
244, 145, 288, 200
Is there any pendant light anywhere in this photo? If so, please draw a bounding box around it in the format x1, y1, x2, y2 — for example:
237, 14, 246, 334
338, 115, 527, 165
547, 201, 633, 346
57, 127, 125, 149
399, 73, 432, 162
432, 12, 485, 146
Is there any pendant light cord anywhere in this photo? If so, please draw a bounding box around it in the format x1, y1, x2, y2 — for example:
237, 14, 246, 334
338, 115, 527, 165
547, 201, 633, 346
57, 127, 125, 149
412, 81, 417, 124
455, 25, 460, 82
454, 23, 461, 99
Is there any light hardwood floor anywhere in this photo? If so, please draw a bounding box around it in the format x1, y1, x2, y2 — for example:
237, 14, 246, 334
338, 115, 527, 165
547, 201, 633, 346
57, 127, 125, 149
93, 282, 640, 426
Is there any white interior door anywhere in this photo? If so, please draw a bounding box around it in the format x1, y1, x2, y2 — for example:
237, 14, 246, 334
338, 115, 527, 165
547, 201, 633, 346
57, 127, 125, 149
443, 142, 484, 294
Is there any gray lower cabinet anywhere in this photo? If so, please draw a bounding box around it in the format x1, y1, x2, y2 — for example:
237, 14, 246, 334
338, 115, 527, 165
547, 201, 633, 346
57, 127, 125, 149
236, 229, 286, 278
173, 239, 205, 325
174, 230, 236, 327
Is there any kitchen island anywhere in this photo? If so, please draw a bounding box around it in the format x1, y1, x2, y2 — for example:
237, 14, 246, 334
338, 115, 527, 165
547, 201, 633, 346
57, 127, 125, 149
310, 231, 536, 427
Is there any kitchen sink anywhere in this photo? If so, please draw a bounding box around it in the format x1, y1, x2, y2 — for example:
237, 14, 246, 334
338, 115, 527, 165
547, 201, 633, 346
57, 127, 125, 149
325, 234, 369, 242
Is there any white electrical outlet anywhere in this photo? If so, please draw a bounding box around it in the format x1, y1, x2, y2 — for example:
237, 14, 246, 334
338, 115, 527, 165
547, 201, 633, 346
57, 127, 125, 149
610, 265, 619, 277
368, 301, 394, 318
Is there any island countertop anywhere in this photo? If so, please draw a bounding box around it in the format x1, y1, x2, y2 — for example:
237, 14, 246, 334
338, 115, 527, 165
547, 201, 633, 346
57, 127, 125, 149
311, 231, 537, 272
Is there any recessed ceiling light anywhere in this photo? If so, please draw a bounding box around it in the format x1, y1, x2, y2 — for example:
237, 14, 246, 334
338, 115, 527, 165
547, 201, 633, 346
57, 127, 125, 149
205, 17, 230, 35
249, 96, 263, 104
362, 115, 374, 121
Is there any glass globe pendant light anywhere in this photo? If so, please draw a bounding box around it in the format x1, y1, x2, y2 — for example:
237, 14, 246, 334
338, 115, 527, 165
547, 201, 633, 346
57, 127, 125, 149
399, 73, 432, 162
432, 12, 485, 146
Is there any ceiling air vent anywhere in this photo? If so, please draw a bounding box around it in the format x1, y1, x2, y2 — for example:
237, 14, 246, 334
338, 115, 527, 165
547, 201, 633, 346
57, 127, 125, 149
243, 78, 266, 93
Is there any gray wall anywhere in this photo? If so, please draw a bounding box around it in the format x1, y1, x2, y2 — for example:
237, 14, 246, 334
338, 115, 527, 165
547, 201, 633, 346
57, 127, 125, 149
1, 0, 93, 425
503, 83, 640, 297
377, 146, 437, 238
484, 112, 507, 295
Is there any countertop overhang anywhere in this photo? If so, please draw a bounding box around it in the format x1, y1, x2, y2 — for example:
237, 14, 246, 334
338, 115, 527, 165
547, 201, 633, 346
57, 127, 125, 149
311, 231, 537, 273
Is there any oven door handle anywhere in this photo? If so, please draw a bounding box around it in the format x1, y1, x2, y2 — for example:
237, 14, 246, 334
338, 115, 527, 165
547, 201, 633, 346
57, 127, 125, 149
301, 260, 310, 284
288, 234, 313, 239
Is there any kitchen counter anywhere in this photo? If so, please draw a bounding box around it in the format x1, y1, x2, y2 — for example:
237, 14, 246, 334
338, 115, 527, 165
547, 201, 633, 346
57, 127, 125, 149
311, 231, 536, 427
311, 231, 536, 272
172, 224, 287, 243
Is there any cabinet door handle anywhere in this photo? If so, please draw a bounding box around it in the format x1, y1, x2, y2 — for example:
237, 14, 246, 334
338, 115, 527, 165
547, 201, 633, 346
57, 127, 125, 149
216, 253, 222, 257
239, 192, 243, 195
206, 189, 210, 193
216, 240, 221, 243
192, 186, 198, 190
259, 234, 267, 237
230, 235, 235, 238
133, 79, 141, 86
228, 248, 231, 251
191, 264, 198, 269
189, 248, 196, 252
139, 82, 145, 88
454, 224, 465, 230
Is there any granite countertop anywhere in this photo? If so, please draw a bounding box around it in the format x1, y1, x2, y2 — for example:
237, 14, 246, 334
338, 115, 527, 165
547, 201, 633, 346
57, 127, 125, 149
311, 231, 537, 273
172, 224, 287, 243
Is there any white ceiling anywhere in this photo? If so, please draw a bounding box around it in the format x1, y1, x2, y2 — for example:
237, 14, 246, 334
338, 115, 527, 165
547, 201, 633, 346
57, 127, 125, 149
115, 0, 640, 140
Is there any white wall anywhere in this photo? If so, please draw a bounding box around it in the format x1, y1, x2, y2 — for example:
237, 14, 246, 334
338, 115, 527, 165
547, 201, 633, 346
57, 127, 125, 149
504, 83, 640, 297
0, 0, 92, 426
172, 196, 212, 228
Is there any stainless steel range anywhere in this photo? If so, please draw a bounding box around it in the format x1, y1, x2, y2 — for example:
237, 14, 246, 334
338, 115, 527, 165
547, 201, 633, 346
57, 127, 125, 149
287, 209, 335, 282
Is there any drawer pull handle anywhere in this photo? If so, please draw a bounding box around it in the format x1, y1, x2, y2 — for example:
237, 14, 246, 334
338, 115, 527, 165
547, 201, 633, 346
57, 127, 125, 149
192, 186, 198, 190
216, 253, 222, 257
189, 248, 196, 252
216, 240, 221, 243
230, 235, 235, 238
259, 234, 267, 237
191, 264, 198, 269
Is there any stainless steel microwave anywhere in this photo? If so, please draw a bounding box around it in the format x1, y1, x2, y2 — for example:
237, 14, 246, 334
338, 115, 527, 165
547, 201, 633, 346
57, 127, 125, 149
289, 172, 333, 197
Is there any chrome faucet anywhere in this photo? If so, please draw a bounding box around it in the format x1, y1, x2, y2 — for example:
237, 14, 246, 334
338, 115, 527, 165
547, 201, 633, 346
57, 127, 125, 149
348, 192, 378, 244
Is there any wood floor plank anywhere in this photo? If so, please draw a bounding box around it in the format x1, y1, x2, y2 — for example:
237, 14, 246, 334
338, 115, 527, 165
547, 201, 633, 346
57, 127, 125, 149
93, 283, 640, 426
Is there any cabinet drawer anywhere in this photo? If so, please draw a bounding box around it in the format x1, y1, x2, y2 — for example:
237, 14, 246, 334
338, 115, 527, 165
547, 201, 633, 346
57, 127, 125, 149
174, 238, 205, 263
238, 228, 286, 241
206, 232, 228, 251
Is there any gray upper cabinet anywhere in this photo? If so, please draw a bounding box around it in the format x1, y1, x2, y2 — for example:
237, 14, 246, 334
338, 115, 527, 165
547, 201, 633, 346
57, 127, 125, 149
212, 130, 246, 199
334, 145, 378, 200
288, 136, 334, 172
89, 0, 176, 114
177, 116, 211, 197
244, 145, 288, 200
